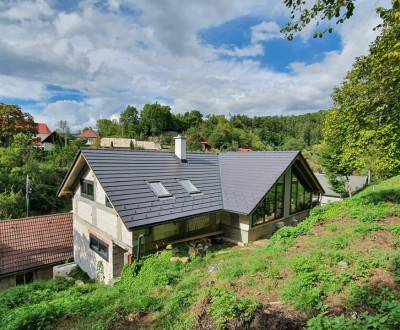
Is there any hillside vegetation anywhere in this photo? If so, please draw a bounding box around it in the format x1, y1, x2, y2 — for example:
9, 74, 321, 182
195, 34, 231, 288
2, 176, 400, 329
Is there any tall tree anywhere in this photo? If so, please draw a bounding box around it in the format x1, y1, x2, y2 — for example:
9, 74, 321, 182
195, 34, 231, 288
322, 6, 400, 179
120, 105, 139, 138
0, 104, 36, 147
96, 119, 120, 137
139, 103, 174, 136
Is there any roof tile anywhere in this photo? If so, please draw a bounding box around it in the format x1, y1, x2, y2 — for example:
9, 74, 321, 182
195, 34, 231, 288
0, 213, 73, 276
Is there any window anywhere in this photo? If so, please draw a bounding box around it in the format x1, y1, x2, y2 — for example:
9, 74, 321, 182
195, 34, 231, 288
148, 181, 172, 198
179, 179, 200, 194
89, 234, 109, 261
252, 176, 285, 226
81, 179, 94, 200
105, 196, 112, 208
16, 271, 34, 286
290, 172, 312, 214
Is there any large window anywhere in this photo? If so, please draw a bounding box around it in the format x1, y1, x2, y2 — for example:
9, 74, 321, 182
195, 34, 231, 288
81, 179, 94, 201
290, 172, 312, 214
252, 176, 285, 226
89, 234, 109, 261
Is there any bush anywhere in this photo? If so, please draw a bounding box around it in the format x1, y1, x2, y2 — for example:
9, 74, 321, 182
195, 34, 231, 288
208, 287, 259, 327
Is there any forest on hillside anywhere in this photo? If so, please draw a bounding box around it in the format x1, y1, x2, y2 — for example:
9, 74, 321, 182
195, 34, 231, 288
95, 104, 327, 152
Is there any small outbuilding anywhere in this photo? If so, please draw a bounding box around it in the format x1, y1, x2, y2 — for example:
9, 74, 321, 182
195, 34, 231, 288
315, 173, 368, 204
0, 213, 73, 291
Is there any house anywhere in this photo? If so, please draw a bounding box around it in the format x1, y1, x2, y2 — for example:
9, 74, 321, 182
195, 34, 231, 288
77, 128, 98, 145
57, 136, 324, 283
238, 148, 253, 152
32, 123, 62, 151
315, 174, 368, 204
0, 213, 73, 291
200, 138, 212, 152
100, 138, 162, 150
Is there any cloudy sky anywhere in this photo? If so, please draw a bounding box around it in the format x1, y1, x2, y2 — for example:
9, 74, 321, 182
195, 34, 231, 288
0, 0, 387, 130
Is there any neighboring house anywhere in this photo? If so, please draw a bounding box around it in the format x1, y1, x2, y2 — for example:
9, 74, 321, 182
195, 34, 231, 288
238, 148, 253, 152
77, 128, 98, 145
100, 138, 161, 150
0, 213, 73, 291
33, 123, 62, 151
315, 174, 368, 204
57, 136, 324, 283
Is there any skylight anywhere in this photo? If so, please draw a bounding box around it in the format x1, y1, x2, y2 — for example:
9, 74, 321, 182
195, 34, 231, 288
179, 179, 200, 194
148, 181, 172, 198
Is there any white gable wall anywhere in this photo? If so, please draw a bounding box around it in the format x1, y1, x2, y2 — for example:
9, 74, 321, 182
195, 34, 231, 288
72, 168, 132, 283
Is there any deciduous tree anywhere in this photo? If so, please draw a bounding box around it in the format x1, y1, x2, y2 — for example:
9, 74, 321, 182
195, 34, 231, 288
0, 104, 36, 147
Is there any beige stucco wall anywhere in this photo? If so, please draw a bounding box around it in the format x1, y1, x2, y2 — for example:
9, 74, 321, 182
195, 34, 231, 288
0, 276, 15, 292
73, 217, 114, 283
72, 168, 132, 283
0, 265, 55, 292
74, 169, 132, 247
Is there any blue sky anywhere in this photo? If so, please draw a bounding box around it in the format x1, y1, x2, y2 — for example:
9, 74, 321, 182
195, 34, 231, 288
0, 0, 384, 130
199, 15, 342, 72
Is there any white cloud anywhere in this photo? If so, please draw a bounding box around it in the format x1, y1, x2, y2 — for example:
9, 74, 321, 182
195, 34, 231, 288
251, 21, 282, 43
217, 44, 264, 57
0, 0, 385, 129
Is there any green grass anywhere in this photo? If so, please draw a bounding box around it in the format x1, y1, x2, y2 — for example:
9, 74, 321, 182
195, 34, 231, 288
2, 176, 400, 329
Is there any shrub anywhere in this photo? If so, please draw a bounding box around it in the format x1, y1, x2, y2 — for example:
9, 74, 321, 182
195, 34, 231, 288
208, 287, 259, 327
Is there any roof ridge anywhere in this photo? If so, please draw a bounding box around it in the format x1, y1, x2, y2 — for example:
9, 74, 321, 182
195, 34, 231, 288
0, 212, 72, 223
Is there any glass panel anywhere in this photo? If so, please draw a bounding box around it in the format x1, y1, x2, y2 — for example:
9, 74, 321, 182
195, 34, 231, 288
87, 182, 94, 198
290, 172, 313, 214
265, 188, 276, 221
179, 180, 200, 194
276, 182, 284, 218
80, 180, 87, 195
148, 182, 172, 197
252, 200, 265, 226
90, 235, 109, 261
297, 183, 305, 212
291, 177, 298, 214
105, 196, 112, 208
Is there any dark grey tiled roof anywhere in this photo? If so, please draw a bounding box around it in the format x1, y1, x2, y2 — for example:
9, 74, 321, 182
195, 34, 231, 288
219, 151, 299, 214
82, 149, 223, 229
77, 148, 318, 230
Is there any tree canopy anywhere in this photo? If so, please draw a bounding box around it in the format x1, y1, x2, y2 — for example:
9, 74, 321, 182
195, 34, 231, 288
282, 0, 400, 39
321, 6, 400, 179
0, 103, 36, 147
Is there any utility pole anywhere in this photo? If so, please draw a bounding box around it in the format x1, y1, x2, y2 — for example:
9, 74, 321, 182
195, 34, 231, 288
25, 175, 31, 217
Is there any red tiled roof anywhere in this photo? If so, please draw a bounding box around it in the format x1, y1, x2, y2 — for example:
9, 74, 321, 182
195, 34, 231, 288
238, 148, 253, 152
36, 123, 52, 135
0, 213, 73, 276
77, 129, 97, 138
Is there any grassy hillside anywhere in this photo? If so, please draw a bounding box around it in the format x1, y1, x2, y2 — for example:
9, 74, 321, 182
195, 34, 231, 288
2, 176, 400, 329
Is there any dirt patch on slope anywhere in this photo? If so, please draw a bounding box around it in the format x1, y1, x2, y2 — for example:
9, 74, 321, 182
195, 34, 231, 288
380, 216, 400, 226
109, 312, 156, 329
349, 231, 397, 254
368, 268, 399, 292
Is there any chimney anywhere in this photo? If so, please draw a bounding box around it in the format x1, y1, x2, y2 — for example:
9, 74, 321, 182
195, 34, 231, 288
174, 135, 187, 162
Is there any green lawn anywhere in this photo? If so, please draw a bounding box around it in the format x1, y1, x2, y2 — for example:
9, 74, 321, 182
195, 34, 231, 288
2, 176, 400, 329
